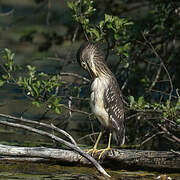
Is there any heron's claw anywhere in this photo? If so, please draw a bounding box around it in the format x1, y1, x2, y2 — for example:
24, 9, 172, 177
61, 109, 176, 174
96, 147, 110, 159
86, 148, 99, 157
83, 147, 110, 159
80, 148, 98, 160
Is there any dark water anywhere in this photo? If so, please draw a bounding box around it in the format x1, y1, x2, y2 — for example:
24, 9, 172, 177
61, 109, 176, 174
1, 161, 179, 180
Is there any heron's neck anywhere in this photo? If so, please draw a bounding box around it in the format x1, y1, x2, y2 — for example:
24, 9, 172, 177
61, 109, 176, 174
96, 66, 113, 79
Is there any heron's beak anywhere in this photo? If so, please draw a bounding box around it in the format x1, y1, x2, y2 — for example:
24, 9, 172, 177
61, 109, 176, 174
86, 63, 95, 79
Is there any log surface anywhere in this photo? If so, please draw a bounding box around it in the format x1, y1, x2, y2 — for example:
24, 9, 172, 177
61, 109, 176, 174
0, 144, 179, 171
106, 149, 180, 170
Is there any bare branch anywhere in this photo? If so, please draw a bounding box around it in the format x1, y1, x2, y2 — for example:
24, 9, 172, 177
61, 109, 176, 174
68, 96, 72, 118
78, 132, 99, 142
72, 24, 80, 43
60, 72, 90, 84
46, 0, 51, 26
121, 79, 128, 91
157, 123, 180, 144
0, 120, 110, 177
142, 33, 174, 101
148, 63, 163, 92
170, 149, 180, 156
60, 104, 91, 116
0, 113, 77, 146
176, 89, 180, 97
140, 131, 165, 146
0, 9, 14, 16
146, 88, 178, 99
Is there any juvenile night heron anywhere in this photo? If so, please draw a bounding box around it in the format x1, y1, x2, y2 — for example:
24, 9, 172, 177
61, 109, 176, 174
77, 42, 125, 158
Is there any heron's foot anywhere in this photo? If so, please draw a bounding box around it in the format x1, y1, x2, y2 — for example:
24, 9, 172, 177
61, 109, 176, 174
81, 147, 110, 160
96, 147, 111, 159
86, 147, 99, 157
80, 147, 98, 160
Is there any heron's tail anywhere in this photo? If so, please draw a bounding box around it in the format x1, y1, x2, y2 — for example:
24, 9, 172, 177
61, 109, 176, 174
113, 124, 125, 146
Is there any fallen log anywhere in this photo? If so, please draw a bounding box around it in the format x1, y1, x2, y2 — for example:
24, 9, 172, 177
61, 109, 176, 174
0, 144, 179, 171
106, 149, 180, 171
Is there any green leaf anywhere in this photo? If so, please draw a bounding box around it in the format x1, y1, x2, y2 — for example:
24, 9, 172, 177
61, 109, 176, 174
176, 119, 180, 124
99, 20, 104, 29
67, 1, 73, 9
166, 100, 170, 109
32, 84, 39, 96
55, 106, 61, 114
2, 75, 8, 80
129, 96, 135, 108
0, 80, 4, 87
138, 96, 144, 107
32, 101, 42, 108
105, 14, 112, 23
92, 28, 100, 39
54, 98, 60, 106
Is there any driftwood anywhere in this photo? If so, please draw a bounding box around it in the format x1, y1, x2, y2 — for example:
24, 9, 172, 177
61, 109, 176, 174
0, 114, 110, 178
0, 144, 179, 171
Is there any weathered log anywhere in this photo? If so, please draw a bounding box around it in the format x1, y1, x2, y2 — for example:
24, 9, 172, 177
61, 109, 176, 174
106, 149, 180, 171
0, 120, 110, 178
0, 144, 179, 171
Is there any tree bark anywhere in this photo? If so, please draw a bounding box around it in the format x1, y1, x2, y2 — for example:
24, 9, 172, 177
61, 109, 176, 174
106, 149, 180, 171
0, 144, 179, 171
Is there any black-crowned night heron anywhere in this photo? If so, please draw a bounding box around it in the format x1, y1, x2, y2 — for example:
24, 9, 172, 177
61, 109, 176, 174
77, 42, 125, 158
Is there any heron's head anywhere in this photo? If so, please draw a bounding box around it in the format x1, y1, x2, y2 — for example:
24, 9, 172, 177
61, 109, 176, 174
77, 42, 111, 78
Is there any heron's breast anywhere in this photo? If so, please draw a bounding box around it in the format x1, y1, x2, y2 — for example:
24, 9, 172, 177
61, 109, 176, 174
90, 77, 109, 127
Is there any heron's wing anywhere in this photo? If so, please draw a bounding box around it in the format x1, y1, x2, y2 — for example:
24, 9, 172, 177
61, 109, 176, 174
104, 78, 125, 145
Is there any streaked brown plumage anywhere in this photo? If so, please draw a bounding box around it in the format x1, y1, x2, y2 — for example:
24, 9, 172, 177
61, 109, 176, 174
77, 42, 125, 157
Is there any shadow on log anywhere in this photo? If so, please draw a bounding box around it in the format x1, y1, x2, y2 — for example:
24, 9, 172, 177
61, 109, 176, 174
0, 144, 179, 172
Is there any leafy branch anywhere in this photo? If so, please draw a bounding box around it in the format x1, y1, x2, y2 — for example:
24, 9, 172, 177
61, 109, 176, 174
0, 48, 64, 114
68, 0, 133, 59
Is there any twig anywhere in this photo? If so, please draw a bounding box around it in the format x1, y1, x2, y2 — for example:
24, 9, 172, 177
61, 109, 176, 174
68, 96, 72, 118
47, 57, 65, 61
47, 0, 51, 26
78, 132, 99, 142
164, 136, 177, 143
0, 9, 14, 16
176, 89, 180, 97
60, 104, 91, 116
140, 131, 165, 146
125, 113, 141, 121
146, 88, 178, 99
121, 79, 128, 91
142, 32, 173, 101
157, 123, 180, 144
163, 117, 180, 128
148, 62, 163, 92
72, 25, 80, 43
170, 149, 180, 156
143, 58, 160, 66
68, 96, 89, 101
60, 72, 90, 84
0, 113, 77, 146
0, 120, 110, 177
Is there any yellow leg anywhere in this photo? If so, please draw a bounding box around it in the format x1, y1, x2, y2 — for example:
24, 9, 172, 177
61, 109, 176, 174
97, 132, 112, 159
87, 131, 102, 156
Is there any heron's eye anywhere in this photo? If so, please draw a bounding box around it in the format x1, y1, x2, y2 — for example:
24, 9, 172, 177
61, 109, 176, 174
81, 61, 86, 68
